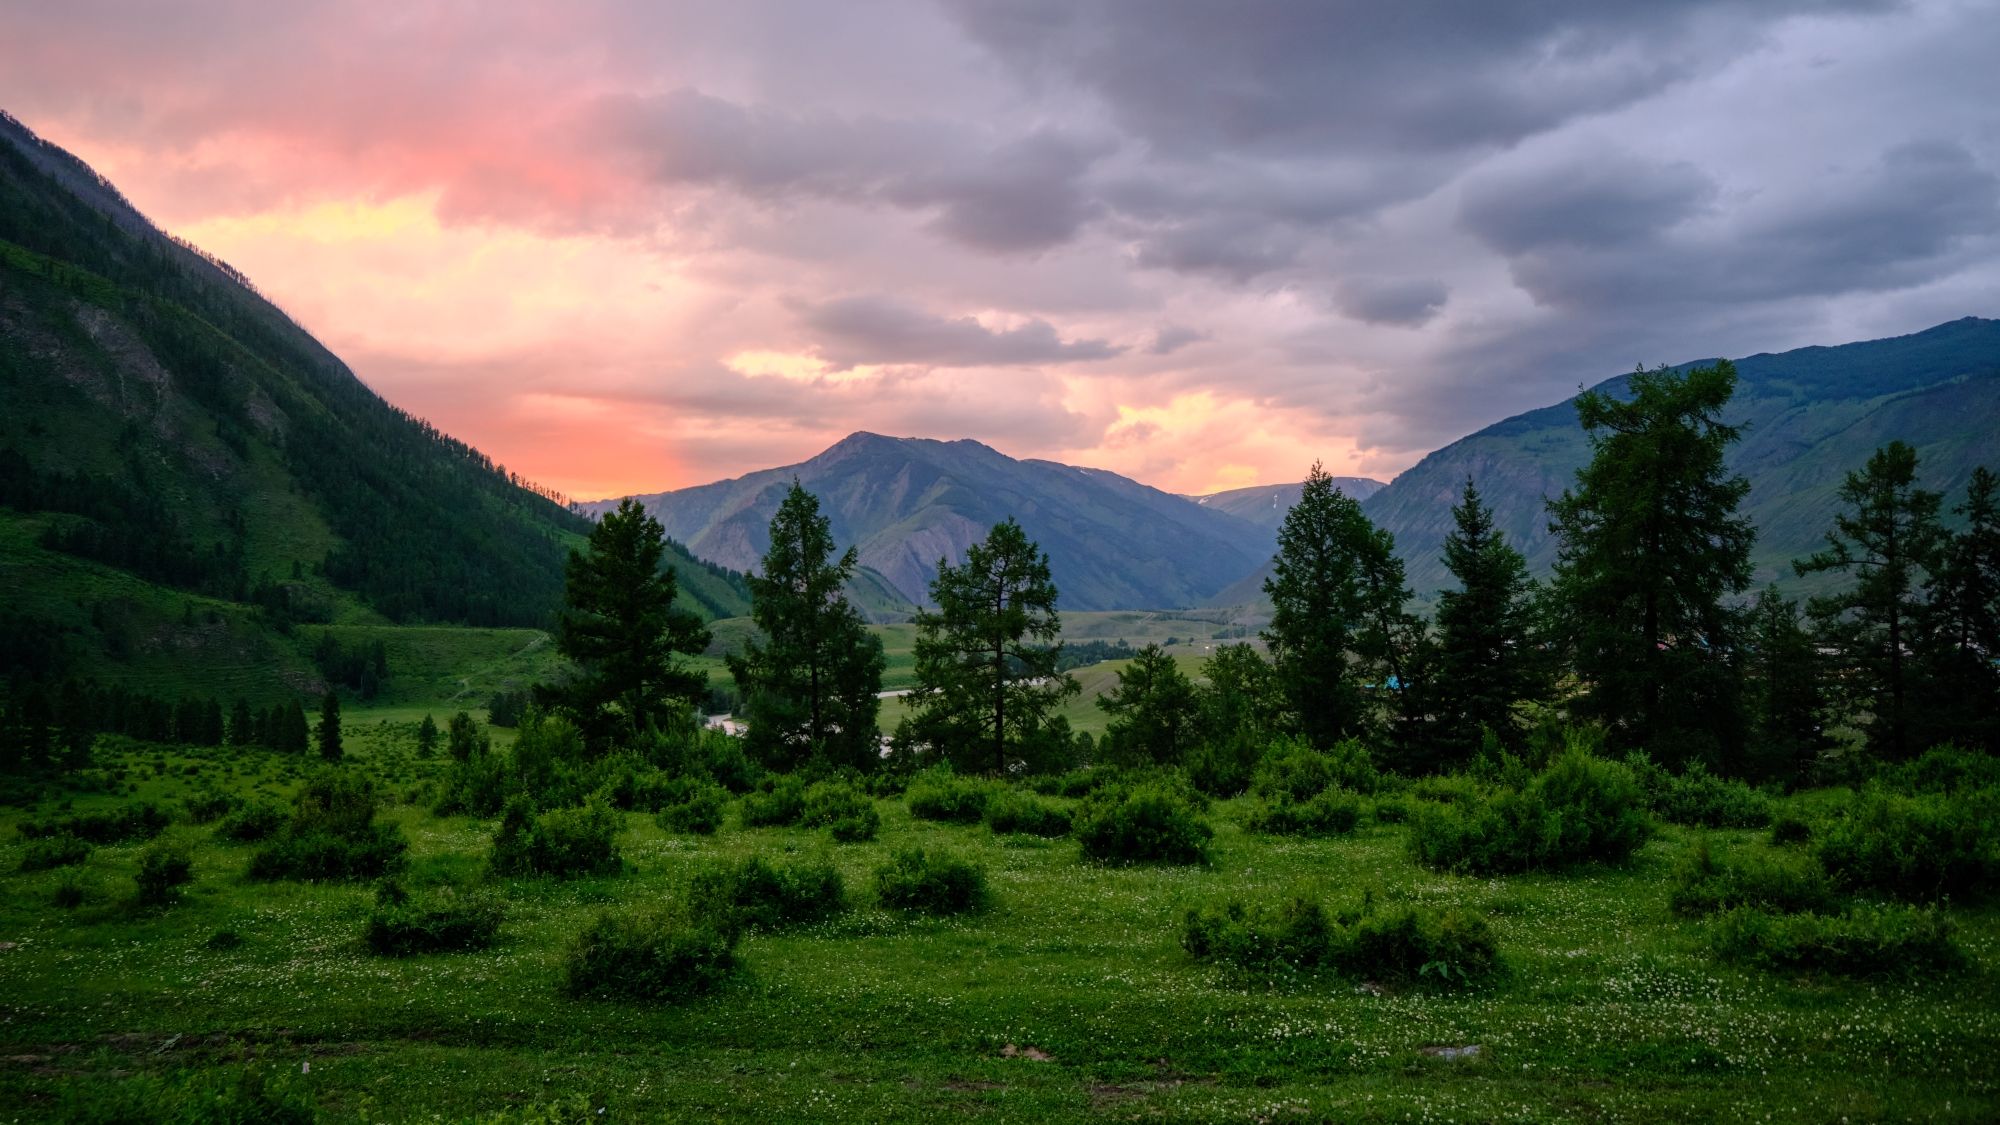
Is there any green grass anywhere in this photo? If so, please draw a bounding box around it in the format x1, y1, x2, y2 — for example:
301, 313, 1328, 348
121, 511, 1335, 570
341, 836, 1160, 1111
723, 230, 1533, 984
2, 736, 1995, 1121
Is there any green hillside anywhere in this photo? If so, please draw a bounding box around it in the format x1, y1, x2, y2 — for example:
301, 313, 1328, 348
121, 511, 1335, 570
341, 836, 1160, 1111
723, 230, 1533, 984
0, 111, 747, 702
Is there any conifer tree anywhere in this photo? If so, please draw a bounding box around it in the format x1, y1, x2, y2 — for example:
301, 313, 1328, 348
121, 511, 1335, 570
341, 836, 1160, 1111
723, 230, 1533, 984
318, 692, 343, 762
1917, 466, 2000, 751
1432, 478, 1545, 767
1742, 586, 1830, 785
416, 713, 440, 757
906, 518, 1077, 773
1098, 643, 1200, 766
543, 498, 709, 752
1795, 441, 1948, 760
728, 482, 886, 772
1548, 361, 1754, 766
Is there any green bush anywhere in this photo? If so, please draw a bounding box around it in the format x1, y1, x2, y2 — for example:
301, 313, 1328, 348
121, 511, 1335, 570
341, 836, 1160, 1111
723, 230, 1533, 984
182, 787, 237, 823
20, 802, 170, 844
1249, 737, 1333, 802
1407, 751, 1651, 874
654, 778, 728, 835
984, 789, 1072, 836
489, 799, 624, 878
905, 770, 993, 823
433, 742, 511, 817
1810, 787, 1999, 902
1668, 840, 1842, 918
52, 870, 88, 909
1709, 905, 1962, 976
58, 1066, 316, 1124
561, 909, 740, 1002
873, 847, 987, 914
1768, 807, 1813, 846
1182, 894, 1499, 988
687, 855, 846, 933
739, 776, 807, 828
20, 833, 90, 872
249, 771, 408, 882
1185, 735, 1260, 797
135, 841, 193, 905
1880, 743, 2000, 796
1628, 756, 1771, 828
1076, 782, 1213, 865
216, 800, 288, 842
1030, 768, 1112, 799
800, 781, 880, 842
1244, 788, 1363, 837
364, 882, 505, 955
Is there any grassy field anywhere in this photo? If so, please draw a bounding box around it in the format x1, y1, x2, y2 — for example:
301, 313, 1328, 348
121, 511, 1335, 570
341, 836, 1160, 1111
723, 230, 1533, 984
1, 724, 1994, 1121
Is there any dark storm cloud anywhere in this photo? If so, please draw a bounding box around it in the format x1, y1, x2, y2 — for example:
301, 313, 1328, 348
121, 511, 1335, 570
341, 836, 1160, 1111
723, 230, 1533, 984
1333, 277, 1450, 328
1459, 150, 1719, 255
800, 295, 1124, 369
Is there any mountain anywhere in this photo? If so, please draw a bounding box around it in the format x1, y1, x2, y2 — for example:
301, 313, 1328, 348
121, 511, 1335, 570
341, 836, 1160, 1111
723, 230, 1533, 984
1191, 478, 1384, 532
0, 110, 747, 696
586, 433, 1276, 611
1213, 317, 2000, 607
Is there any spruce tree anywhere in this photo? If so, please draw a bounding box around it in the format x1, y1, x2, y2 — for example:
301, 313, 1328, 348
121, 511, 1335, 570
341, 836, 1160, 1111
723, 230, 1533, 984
543, 498, 710, 751
1432, 478, 1545, 767
1548, 360, 1755, 766
1795, 441, 1948, 760
416, 713, 440, 757
317, 692, 343, 762
1098, 643, 1200, 766
906, 518, 1077, 774
1917, 466, 2000, 751
1742, 586, 1830, 785
728, 482, 886, 772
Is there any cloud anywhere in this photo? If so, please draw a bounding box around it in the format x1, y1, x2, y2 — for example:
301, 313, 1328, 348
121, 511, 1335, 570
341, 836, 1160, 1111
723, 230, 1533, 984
1147, 324, 1208, 355
1459, 148, 1719, 255
799, 295, 1125, 369
1333, 277, 1450, 328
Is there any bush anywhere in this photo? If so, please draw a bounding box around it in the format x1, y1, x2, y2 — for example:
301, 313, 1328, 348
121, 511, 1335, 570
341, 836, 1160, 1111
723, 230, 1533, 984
20, 802, 170, 844
135, 841, 193, 905
364, 882, 505, 955
52, 869, 89, 909
1407, 751, 1651, 874
216, 800, 288, 842
1768, 807, 1813, 846
686, 855, 846, 933
1076, 782, 1213, 865
1249, 737, 1333, 802
182, 787, 237, 823
873, 847, 987, 914
489, 799, 624, 878
1029, 768, 1112, 799
1810, 787, 1999, 902
654, 778, 728, 835
1880, 743, 2000, 796
20, 833, 90, 872
1668, 840, 1843, 918
58, 1066, 316, 1124
1709, 905, 1962, 976
249, 771, 408, 881
1244, 788, 1363, 837
432, 742, 511, 817
1628, 756, 1771, 828
984, 789, 1072, 837
561, 909, 739, 1002
905, 770, 993, 823
739, 776, 806, 828
1185, 736, 1260, 798
800, 781, 880, 842
1182, 894, 1498, 988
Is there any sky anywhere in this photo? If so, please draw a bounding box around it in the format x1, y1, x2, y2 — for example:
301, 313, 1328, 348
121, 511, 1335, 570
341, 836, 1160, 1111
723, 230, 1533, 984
2, 1, 1996, 501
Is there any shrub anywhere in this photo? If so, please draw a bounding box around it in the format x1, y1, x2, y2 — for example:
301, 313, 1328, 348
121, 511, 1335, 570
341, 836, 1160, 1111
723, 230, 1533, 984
58, 1066, 316, 1124
182, 787, 237, 823
905, 770, 993, 823
686, 855, 846, 933
873, 847, 987, 914
984, 790, 1072, 837
364, 882, 505, 955
1182, 894, 1498, 989
1076, 782, 1213, 865
489, 799, 624, 878
739, 776, 806, 828
52, 870, 89, 909
800, 781, 880, 842
1880, 743, 2000, 796
1768, 807, 1813, 846
561, 909, 740, 1002
1709, 905, 1962, 976
1030, 768, 1111, 799
1668, 840, 1843, 918
20, 802, 170, 844
1244, 788, 1363, 837
1185, 736, 1260, 798
249, 771, 408, 882
135, 841, 193, 905
1407, 751, 1651, 875
216, 801, 288, 842
654, 778, 728, 835
1628, 756, 1771, 828
1810, 787, 1999, 902
1249, 737, 1333, 802
432, 742, 511, 817
20, 833, 90, 872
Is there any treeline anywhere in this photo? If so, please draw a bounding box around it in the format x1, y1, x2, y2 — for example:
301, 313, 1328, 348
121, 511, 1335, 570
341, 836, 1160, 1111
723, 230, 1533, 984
0, 678, 312, 772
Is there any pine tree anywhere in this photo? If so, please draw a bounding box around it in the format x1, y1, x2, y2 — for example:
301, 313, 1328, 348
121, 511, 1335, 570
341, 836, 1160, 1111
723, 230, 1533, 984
543, 498, 710, 751
1548, 361, 1755, 766
728, 483, 886, 772
318, 692, 343, 762
1742, 586, 1830, 785
1431, 478, 1546, 768
282, 699, 310, 754
1795, 441, 1948, 760
416, 713, 440, 757
1916, 466, 2000, 751
905, 518, 1078, 774
1098, 644, 1200, 766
